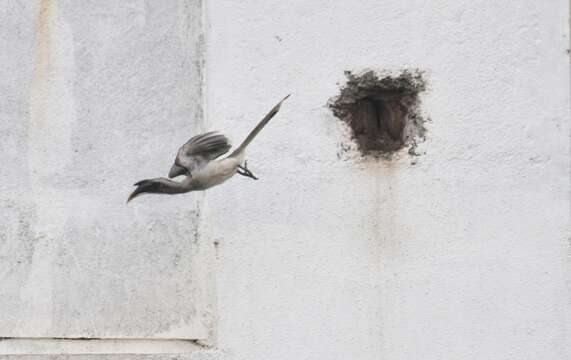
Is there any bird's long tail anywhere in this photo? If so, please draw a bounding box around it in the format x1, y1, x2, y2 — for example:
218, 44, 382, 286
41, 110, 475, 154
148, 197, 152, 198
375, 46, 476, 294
229, 94, 290, 158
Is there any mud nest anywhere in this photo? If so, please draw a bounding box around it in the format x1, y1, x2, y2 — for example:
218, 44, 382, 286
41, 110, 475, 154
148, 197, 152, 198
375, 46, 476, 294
329, 70, 428, 157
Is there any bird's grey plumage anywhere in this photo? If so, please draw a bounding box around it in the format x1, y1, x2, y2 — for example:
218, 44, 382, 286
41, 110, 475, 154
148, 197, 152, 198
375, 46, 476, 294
168, 131, 231, 178
128, 94, 290, 203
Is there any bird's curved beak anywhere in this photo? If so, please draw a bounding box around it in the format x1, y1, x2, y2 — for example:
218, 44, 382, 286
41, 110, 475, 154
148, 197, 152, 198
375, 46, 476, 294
127, 180, 150, 203
168, 163, 188, 178
127, 188, 144, 203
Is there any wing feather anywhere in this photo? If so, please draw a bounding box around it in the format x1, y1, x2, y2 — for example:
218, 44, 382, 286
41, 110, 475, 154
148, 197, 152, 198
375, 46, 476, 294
169, 132, 231, 178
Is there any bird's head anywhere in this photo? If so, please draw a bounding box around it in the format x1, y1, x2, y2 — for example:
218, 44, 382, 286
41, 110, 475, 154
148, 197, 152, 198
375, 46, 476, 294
127, 177, 191, 203
127, 179, 159, 203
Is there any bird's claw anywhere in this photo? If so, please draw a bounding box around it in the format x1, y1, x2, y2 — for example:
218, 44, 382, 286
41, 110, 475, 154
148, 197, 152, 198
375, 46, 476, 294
237, 161, 258, 180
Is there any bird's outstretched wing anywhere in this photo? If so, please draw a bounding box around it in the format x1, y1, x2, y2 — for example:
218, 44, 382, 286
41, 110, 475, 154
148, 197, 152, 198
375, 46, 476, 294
168, 131, 231, 178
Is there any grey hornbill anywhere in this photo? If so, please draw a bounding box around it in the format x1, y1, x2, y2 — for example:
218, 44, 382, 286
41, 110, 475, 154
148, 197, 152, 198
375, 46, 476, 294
127, 95, 290, 202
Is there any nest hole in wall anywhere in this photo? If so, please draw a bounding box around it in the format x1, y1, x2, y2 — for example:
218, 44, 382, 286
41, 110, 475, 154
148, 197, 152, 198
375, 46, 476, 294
329, 70, 428, 157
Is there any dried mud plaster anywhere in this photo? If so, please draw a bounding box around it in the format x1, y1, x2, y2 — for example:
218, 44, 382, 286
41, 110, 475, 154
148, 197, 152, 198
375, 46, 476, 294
329, 70, 428, 158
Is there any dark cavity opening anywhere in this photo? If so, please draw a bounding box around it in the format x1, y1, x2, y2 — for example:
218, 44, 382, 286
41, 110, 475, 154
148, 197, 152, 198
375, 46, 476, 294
329, 70, 427, 156
351, 92, 407, 152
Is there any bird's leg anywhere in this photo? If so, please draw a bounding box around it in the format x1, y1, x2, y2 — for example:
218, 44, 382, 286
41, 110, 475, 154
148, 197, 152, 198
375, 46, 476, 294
237, 161, 258, 180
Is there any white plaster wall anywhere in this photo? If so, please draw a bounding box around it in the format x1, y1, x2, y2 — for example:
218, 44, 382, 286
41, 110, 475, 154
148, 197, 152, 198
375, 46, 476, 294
205, 0, 570, 359
0, 0, 213, 344
0, 0, 569, 359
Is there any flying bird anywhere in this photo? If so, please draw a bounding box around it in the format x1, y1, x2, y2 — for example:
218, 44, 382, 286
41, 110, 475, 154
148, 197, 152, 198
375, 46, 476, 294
127, 94, 290, 202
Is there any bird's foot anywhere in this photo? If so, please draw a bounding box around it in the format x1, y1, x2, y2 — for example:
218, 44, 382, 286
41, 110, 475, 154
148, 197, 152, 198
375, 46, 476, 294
237, 161, 258, 180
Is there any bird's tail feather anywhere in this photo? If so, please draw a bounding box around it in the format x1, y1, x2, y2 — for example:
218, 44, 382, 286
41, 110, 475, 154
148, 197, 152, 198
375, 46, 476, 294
229, 94, 290, 158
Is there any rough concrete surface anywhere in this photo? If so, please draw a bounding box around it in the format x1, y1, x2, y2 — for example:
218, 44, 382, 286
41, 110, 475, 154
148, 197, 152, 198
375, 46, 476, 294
1, 0, 570, 359
205, 0, 570, 359
0, 0, 212, 342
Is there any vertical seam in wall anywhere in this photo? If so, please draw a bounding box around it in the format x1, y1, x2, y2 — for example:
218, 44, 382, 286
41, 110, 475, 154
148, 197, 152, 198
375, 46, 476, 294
200, 0, 208, 133
195, 0, 219, 349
